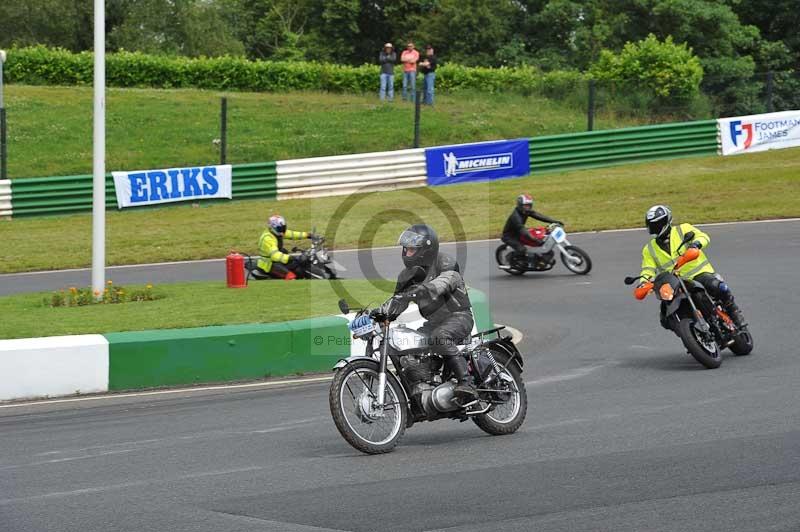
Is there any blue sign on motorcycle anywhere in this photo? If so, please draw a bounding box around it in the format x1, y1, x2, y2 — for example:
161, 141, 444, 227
425, 139, 530, 186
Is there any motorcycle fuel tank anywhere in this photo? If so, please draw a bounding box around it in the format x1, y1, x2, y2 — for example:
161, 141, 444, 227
389, 325, 428, 352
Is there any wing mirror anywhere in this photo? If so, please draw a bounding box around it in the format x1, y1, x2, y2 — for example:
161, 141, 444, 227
624, 276, 638, 286
338, 298, 350, 315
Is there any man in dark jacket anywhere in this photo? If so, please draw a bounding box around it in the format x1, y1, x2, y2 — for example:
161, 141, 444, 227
419, 44, 437, 105
379, 224, 477, 402
379, 43, 396, 102
502, 193, 563, 257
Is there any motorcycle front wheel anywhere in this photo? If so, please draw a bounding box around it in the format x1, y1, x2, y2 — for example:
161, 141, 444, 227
329, 360, 408, 454
676, 319, 722, 369
560, 245, 592, 275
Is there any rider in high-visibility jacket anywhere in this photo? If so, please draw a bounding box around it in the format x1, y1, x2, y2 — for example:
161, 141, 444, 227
257, 214, 313, 279
640, 205, 745, 328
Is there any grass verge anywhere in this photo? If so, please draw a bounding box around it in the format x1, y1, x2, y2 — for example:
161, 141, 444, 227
5, 85, 642, 179
1, 149, 798, 274
0, 279, 394, 340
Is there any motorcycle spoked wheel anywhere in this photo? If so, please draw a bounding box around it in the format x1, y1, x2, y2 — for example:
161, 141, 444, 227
495, 245, 525, 276
676, 319, 722, 369
559, 245, 592, 275
729, 329, 754, 356
329, 360, 408, 454
472, 354, 527, 436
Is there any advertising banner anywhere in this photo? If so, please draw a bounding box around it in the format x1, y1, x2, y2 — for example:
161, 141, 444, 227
425, 139, 530, 185
112, 165, 232, 208
718, 111, 800, 156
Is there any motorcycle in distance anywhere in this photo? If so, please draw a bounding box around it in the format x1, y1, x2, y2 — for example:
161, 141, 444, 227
496, 223, 592, 276
243, 231, 338, 282
329, 269, 528, 454
624, 231, 754, 369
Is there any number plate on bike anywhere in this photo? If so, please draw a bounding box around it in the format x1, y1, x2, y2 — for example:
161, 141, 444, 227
551, 227, 566, 243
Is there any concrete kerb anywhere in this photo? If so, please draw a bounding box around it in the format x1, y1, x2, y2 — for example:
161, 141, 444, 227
0, 288, 494, 402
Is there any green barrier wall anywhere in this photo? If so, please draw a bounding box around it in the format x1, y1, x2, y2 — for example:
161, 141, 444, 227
529, 119, 718, 173
468, 288, 494, 332
104, 316, 348, 391
102, 290, 493, 391
8, 120, 719, 218
9, 162, 277, 217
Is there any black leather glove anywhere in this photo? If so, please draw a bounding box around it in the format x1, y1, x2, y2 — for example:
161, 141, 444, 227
688, 241, 702, 250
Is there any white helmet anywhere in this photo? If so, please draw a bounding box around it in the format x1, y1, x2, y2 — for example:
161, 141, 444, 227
646, 205, 672, 238
268, 214, 286, 236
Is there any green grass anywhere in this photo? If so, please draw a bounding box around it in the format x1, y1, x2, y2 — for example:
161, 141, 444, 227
0, 279, 394, 340
1, 148, 798, 274
4, 85, 643, 179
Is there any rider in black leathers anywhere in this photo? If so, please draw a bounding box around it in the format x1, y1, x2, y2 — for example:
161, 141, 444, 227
502, 193, 563, 257
378, 224, 478, 402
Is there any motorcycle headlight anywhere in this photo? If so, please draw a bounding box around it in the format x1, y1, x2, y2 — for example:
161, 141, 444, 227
658, 283, 675, 301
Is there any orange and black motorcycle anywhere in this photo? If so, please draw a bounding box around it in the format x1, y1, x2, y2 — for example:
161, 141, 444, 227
624, 232, 754, 369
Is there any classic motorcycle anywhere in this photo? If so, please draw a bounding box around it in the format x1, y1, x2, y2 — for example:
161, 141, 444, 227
496, 223, 592, 275
624, 231, 754, 369
330, 293, 528, 455
243, 233, 338, 282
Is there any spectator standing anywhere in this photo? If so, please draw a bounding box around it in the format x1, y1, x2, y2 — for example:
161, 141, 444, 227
400, 41, 420, 102
419, 45, 437, 105
378, 43, 396, 102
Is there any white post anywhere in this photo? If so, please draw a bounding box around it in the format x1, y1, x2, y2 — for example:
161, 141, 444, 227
92, 0, 106, 297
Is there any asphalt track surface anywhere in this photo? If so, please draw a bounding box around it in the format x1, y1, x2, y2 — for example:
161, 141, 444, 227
1, 220, 800, 532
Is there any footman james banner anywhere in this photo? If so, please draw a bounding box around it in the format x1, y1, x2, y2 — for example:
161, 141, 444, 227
113, 165, 232, 208
425, 139, 530, 185
718, 111, 800, 156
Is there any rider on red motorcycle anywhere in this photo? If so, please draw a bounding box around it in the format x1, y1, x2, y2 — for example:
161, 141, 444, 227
502, 193, 563, 257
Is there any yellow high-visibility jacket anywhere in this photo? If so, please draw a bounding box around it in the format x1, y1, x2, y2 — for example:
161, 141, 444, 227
640, 223, 714, 281
257, 229, 308, 272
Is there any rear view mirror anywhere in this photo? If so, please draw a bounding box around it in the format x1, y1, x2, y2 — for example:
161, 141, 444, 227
338, 298, 350, 315
624, 276, 638, 286
682, 231, 695, 244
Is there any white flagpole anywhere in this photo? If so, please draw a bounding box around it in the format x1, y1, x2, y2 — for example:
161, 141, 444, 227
92, 0, 106, 297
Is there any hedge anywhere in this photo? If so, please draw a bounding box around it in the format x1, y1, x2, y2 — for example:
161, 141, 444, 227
4, 46, 585, 96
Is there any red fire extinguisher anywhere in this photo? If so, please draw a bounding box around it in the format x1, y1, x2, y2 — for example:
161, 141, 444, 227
226, 252, 247, 288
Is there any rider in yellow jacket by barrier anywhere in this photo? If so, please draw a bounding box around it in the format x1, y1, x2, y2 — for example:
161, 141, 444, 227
640, 205, 745, 328
257, 214, 313, 279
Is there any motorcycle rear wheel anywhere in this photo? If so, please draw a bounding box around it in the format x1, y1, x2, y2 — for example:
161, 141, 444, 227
329, 360, 407, 454
676, 319, 722, 369
729, 329, 754, 356
472, 354, 527, 436
560, 245, 592, 275
495, 244, 525, 276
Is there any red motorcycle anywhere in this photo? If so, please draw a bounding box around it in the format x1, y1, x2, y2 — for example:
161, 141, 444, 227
496, 223, 592, 275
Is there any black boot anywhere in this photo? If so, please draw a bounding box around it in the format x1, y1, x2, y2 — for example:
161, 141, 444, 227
447, 356, 477, 404
724, 299, 747, 329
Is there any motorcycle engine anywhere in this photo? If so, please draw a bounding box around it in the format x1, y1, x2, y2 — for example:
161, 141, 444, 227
399, 354, 441, 386
400, 355, 459, 416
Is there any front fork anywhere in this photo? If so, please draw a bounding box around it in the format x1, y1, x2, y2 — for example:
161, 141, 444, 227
372, 321, 390, 412
678, 277, 711, 333
556, 239, 579, 265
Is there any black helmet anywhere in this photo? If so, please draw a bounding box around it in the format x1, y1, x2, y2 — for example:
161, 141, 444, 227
646, 205, 672, 238
398, 224, 439, 269
516, 193, 533, 213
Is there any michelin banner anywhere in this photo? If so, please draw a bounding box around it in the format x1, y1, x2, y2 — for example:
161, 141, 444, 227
425, 139, 530, 185
112, 165, 232, 208
718, 111, 800, 156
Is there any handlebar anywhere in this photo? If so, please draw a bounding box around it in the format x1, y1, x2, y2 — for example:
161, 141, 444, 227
634, 282, 653, 300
